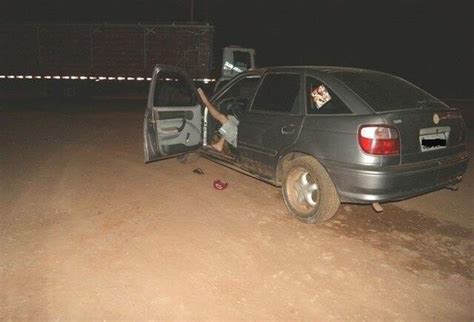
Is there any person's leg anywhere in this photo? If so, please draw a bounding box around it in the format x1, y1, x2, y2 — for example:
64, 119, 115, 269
197, 88, 228, 124
211, 136, 226, 152
198, 88, 229, 152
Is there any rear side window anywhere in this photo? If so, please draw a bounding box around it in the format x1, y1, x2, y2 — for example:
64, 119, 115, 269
252, 73, 300, 113
306, 77, 352, 114
333, 71, 447, 112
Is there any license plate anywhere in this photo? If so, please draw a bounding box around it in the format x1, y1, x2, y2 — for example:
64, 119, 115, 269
419, 127, 449, 152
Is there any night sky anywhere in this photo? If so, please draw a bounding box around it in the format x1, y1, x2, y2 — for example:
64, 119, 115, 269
2, 0, 473, 98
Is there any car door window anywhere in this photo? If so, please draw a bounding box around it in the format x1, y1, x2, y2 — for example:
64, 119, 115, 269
252, 73, 300, 113
154, 70, 195, 107
214, 75, 261, 114
306, 76, 352, 114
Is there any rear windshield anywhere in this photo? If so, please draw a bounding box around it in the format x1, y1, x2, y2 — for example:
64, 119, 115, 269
333, 71, 447, 112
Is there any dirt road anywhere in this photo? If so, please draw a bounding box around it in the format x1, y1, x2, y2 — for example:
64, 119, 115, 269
1, 100, 473, 320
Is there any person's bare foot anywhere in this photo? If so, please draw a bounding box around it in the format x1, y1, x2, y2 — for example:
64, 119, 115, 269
210, 144, 222, 152
211, 137, 225, 152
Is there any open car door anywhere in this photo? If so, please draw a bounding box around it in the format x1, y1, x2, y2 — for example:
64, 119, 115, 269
144, 65, 202, 162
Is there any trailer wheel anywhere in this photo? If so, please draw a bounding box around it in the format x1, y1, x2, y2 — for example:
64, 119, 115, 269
41, 87, 54, 98
64, 87, 77, 98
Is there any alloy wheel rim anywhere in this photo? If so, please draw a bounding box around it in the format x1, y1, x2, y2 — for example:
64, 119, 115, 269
286, 168, 319, 215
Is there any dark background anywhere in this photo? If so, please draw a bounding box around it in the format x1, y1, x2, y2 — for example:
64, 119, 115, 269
1, 0, 473, 98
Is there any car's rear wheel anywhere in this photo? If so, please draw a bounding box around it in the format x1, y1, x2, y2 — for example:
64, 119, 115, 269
282, 156, 340, 223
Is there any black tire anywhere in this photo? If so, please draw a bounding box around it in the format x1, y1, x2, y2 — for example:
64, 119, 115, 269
177, 152, 200, 164
282, 156, 340, 223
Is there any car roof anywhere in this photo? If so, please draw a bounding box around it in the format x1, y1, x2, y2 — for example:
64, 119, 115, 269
250, 66, 383, 75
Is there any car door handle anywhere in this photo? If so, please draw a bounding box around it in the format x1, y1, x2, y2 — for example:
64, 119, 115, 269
281, 125, 295, 135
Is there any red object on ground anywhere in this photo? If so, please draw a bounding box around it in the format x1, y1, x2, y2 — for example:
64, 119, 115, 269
213, 179, 228, 190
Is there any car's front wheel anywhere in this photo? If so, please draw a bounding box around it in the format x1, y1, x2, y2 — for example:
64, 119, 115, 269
282, 156, 340, 223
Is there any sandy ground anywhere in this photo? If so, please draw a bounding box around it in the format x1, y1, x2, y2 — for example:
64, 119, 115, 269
1, 100, 473, 320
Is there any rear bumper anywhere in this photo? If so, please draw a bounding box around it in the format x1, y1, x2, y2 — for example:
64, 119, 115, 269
325, 151, 469, 203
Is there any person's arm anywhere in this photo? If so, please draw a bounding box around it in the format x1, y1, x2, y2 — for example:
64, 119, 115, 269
197, 88, 228, 124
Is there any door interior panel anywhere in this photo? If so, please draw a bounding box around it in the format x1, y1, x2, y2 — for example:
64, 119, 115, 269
158, 111, 194, 120
144, 65, 203, 162
152, 105, 202, 155
157, 118, 185, 136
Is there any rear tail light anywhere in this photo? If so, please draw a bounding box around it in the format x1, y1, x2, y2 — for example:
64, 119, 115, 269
359, 125, 400, 155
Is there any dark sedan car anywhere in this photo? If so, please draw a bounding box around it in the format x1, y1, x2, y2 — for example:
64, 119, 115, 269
144, 65, 469, 223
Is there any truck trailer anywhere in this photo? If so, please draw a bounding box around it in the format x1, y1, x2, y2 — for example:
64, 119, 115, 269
0, 23, 255, 98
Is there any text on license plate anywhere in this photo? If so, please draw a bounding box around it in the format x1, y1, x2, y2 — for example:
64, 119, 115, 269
419, 127, 450, 152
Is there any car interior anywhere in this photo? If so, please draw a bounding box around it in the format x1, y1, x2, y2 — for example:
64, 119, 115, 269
206, 75, 261, 157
